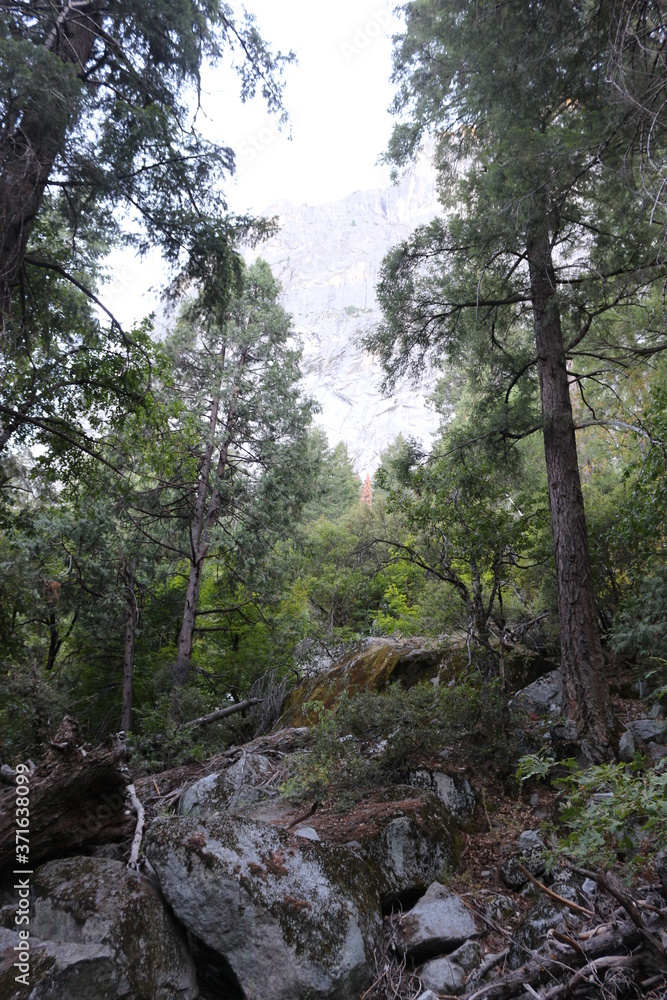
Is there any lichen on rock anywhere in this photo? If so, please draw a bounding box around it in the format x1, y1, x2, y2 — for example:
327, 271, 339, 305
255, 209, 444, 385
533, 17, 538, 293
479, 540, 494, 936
145, 812, 382, 1000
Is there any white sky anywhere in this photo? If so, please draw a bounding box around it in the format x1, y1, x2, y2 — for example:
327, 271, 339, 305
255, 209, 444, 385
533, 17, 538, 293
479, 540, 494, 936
104, 0, 402, 321
214, 0, 401, 212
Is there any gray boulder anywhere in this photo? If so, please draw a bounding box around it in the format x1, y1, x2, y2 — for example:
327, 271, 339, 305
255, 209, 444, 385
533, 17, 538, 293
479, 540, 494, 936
485, 894, 519, 923
448, 938, 483, 970
1, 857, 198, 1000
359, 791, 458, 903
500, 832, 547, 889
395, 882, 478, 961
618, 730, 636, 762
409, 769, 476, 825
0, 925, 117, 1000
507, 883, 585, 968
518, 830, 545, 852
418, 955, 466, 995
145, 813, 382, 1000
626, 719, 667, 744
179, 752, 274, 818
512, 671, 561, 716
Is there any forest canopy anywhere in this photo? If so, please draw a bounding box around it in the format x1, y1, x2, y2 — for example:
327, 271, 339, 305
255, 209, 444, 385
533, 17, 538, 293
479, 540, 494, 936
0, 0, 666, 775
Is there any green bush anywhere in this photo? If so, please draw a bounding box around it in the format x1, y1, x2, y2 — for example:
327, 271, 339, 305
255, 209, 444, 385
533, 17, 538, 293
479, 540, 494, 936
554, 757, 667, 872
281, 676, 513, 806
517, 754, 667, 876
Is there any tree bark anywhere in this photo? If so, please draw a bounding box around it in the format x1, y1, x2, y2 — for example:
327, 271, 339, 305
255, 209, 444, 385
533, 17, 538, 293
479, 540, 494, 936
172, 348, 245, 703
0, 2, 101, 312
0, 716, 133, 875
120, 558, 137, 733
527, 219, 614, 753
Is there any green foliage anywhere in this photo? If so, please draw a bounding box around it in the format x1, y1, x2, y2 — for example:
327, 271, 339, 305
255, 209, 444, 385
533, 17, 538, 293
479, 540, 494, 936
0, 2, 293, 467
551, 757, 667, 873
516, 750, 557, 786
374, 431, 549, 659
128, 689, 242, 773
300, 433, 361, 524
281, 676, 511, 805
280, 698, 365, 805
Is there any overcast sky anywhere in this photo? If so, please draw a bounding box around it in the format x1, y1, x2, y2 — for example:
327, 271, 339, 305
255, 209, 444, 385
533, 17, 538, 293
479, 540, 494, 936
215, 0, 401, 211
106, 0, 401, 323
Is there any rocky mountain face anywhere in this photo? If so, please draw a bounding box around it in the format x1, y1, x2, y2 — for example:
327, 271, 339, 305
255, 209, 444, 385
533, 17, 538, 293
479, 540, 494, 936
249, 153, 442, 477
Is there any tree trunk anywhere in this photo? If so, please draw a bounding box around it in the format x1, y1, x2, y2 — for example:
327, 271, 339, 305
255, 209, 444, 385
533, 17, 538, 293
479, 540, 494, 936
527, 220, 614, 754
172, 547, 206, 691
171, 392, 222, 695
0, 2, 101, 312
0, 716, 133, 876
171, 352, 244, 703
120, 558, 137, 733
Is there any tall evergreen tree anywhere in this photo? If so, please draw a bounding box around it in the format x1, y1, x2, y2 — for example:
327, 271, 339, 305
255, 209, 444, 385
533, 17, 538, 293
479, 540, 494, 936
367, 0, 667, 752
0, 1, 292, 457
164, 260, 314, 710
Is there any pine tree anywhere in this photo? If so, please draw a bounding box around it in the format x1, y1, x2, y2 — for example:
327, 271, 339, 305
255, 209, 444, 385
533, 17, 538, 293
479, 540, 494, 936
0, 2, 292, 458
164, 260, 314, 711
367, 0, 667, 753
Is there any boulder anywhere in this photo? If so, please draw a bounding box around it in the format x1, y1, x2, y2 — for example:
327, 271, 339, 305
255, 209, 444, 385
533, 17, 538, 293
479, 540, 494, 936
280, 637, 444, 725
357, 790, 459, 904
448, 938, 483, 970
485, 894, 519, 923
499, 831, 547, 889
418, 955, 466, 995
409, 769, 476, 826
511, 671, 561, 716
1, 857, 198, 1000
518, 830, 545, 852
499, 848, 546, 890
618, 730, 636, 762
507, 883, 585, 969
0, 925, 117, 1000
179, 753, 273, 818
394, 882, 478, 961
145, 812, 382, 1000
626, 719, 667, 744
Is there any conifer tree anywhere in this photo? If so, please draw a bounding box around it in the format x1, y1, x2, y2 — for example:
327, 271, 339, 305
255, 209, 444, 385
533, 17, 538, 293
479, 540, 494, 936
165, 260, 314, 711
367, 0, 667, 753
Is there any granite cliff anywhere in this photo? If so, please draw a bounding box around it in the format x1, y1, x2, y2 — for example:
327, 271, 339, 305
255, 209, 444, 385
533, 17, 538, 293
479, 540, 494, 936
249, 153, 441, 477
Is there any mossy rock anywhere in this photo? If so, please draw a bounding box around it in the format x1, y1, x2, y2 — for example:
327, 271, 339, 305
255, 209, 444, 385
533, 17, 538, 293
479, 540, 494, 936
145, 812, 382, 1000
355, 787, 461, 907
0, 925, 117, 1000
28, 857, 198, 999
280, 637, 445, 726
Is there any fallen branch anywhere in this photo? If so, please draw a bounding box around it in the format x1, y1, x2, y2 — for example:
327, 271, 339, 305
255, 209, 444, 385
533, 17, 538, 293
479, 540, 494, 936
474, 949, 510, 980
465, 921, 641, 1000
516, 863, 594, 917
126, 783, 145, 870
179, 697, 262, 729
286, 801, 319, 830
541, 954, 639, 1000
564, 862, 666, 956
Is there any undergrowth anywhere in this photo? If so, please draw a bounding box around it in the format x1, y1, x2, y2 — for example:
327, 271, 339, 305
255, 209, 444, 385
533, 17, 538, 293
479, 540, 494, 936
517, 752, 667, 876
281, 676, 518, 805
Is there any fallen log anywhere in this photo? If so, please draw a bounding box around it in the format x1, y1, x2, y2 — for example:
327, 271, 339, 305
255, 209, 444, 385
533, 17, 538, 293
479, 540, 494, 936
178, 697, 262, 729
0, 716, 134, 875
541, 954, 639, 1000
